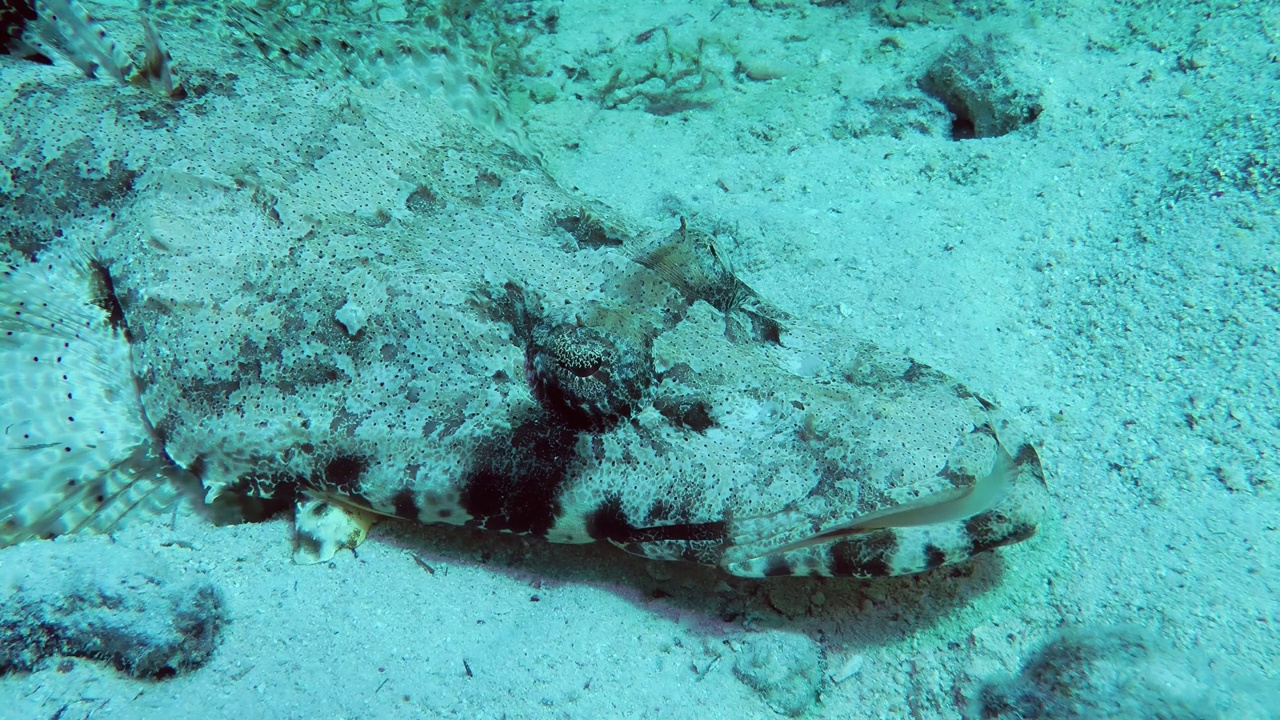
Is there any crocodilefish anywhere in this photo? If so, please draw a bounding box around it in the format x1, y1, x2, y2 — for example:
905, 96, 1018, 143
0, 0, 1048, 577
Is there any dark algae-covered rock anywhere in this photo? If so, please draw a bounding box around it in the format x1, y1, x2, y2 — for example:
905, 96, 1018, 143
0, 540, 225, 678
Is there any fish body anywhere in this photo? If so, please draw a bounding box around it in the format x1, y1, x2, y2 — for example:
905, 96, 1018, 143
1, 2, 1048, 577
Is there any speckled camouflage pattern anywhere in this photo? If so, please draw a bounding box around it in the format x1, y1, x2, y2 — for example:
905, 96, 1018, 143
1, 2, 1048, 577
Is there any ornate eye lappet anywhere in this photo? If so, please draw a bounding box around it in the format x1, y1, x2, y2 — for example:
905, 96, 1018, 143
527, 323, 651, 431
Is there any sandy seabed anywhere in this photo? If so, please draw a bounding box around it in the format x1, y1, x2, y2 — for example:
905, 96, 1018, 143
2, 1, 1277, 718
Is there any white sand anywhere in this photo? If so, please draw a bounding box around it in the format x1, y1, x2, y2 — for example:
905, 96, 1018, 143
2, 1, 1276, 718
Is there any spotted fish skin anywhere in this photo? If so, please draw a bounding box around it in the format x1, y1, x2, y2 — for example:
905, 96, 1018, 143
0, 3, 1049, 577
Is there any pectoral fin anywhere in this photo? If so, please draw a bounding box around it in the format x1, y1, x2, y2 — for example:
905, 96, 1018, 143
293, 493, 376, 564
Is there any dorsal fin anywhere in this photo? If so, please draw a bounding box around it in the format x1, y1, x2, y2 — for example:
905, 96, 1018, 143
224, 4, 537, 159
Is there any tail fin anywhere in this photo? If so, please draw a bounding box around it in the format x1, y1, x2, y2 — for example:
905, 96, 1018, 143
1, 247, 186, 546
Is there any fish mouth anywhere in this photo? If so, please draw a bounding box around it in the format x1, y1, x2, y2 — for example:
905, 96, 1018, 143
754, 442, 1020, 559
719, 437, 1046, 577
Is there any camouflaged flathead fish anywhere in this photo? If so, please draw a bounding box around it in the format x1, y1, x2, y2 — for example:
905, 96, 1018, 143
0, 1, 1049, 577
